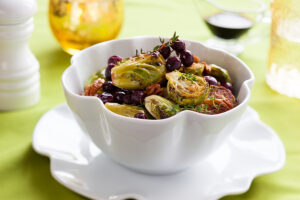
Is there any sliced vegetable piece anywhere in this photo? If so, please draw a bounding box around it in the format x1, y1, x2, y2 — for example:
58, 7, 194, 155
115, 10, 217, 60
105, 103, 149, 118
144, 95, 179, 119
206, 64, 232, 83
195, 85, 237, 114
85, 68, 106, 89
166, 71, 210, 106
183, 62, 205, 76
209, 85, 237, 106
111, 53, 166, 90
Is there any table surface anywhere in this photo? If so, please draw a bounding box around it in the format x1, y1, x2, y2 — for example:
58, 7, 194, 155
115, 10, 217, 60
1, 0, 300, 199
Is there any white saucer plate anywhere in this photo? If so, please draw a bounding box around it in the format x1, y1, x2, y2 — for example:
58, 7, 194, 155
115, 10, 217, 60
32, 104, 285, 200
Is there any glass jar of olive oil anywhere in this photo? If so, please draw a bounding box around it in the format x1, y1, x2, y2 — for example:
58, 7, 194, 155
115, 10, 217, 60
49, 0, 123, 55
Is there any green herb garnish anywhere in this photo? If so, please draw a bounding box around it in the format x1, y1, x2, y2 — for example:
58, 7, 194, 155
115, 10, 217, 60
152, 32, 179, 52
135, 48, 145, 56
178, 73, 197, 82
196, 104, 209, 113
209, 96, 215, 101
153, 45, 160, 51
216, 103, 223, 113
171, 32, 179, 43
159, 37, 165, 44
169, 104, 180, 115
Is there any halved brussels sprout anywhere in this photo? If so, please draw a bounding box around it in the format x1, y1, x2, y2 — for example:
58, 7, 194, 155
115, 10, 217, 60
207, 64, 232, 83
105, 103, 149, 118
183, 62, 205, 76
166, 71, 209, 106
144, 95, 179, 119
85, 68, 106, 89
111, 53, 166, 90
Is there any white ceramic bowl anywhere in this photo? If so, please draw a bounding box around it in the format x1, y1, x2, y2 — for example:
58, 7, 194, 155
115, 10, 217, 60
62, 36, 254, 174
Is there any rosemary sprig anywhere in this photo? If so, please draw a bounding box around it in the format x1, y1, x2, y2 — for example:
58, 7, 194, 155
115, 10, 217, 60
135, 32, 180, 56
159, 37, 165, 44
171, 32, 179, 42
153, 45, 160, 51
135, 48, 145, 56
152, 31, 179, 52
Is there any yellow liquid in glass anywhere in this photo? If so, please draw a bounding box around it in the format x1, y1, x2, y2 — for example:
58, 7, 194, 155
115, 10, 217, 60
266, 0, 300, 98
49, 0, 123, 55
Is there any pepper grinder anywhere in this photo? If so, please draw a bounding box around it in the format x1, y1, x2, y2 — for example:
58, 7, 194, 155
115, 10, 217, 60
0, 0, 40, 111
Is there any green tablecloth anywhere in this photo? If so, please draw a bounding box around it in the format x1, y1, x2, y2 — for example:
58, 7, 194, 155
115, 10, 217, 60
1, 0, 300, 199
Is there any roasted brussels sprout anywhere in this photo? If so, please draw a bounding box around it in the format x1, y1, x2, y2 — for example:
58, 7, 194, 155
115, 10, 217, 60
144, 95, 179, 119
105, 103, 149, 118
85, 68, 106, 89
206, 64, 232, 83
82, 34, 239, 119
166, 71, 209, 106
111, 53, 166, 90
183, 62, 205, 76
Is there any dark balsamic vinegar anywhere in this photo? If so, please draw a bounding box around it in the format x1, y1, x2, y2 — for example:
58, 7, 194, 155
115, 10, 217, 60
204, 12, 254, 39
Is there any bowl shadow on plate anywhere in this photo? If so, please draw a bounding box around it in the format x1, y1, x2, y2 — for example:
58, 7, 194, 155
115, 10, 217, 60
220, 178, 269, 200
22, 146, 88, 200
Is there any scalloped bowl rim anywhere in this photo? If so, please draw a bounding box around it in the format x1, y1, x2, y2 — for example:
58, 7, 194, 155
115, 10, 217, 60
62, 36, 254, 124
